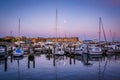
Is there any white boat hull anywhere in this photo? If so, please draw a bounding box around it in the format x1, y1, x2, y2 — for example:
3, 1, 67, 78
0, 47, 5, 56
89, 51, 102, 55
54, 51, 65, 55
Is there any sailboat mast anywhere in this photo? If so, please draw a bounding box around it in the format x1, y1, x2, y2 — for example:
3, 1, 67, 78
18, 18, 20, 37
99, 17, 107, 45
113, 32, 116, 42
99, 17, 101, 44
101, 18, 107, 43
56, 8, 58, 42
109, 30, 113, 42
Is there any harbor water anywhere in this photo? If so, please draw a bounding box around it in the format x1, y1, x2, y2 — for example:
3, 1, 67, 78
0, 53, 120, 80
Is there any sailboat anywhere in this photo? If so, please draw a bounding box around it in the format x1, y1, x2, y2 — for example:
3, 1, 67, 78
13, 18, 24, 57
13, 47, 24, 57
53, 8, 65, 55
88, 17, 103, 55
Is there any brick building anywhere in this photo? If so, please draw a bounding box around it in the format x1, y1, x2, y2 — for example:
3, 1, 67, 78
47, 37, 79, 43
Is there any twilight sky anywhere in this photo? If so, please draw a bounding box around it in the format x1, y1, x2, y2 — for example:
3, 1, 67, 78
0, 0, 120, 41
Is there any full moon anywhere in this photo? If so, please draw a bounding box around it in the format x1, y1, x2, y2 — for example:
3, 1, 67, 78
64, 20, 67, 23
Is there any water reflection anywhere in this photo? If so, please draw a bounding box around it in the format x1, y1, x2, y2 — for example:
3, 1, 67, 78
13, 56, 23, 80
1, 53, 120, 68
53, 55, 66, 67
4, 57, 7, 72
28, 54, 35, 69
0, 53, 120, 80
0, 57, 8, 72
45, 53, 53, 60
82, 53, 93, 66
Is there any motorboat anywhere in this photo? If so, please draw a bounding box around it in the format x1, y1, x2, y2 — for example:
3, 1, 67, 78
53, 44, 65, 55
105, 44, 120, 53
88, 46, 102, 55
44, 40, 54, 53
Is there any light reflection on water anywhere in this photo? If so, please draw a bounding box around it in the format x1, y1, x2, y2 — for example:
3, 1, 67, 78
0, 53, 120, 80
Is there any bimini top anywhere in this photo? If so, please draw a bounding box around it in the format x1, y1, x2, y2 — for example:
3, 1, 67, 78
16, 48, 22, 53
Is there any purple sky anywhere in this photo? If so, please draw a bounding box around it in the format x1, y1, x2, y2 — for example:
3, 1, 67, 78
0, 0, 120, 41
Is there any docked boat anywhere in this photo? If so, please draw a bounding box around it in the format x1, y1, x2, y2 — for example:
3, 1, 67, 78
22, 46, 29, 53
88, 46, 102, 55
79, 44, 88, 54
32, 43, 42, 53
74, 47, 82, 55
53, 46, 65, 55
13, 47, 24, 57
0, 46, 5, 56
13, 18, 24, 57
44, 40, 54, 53
70, 46, 83, 55
106, 44, 120, 53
